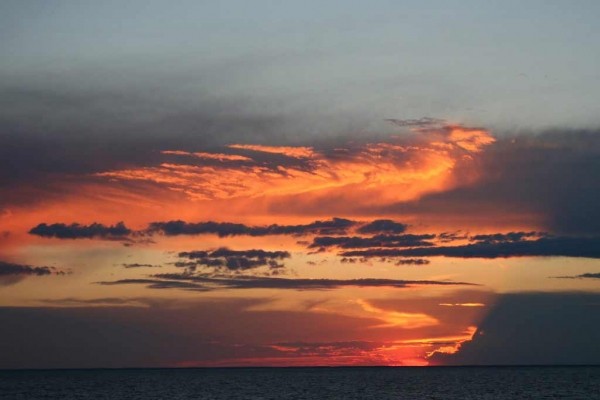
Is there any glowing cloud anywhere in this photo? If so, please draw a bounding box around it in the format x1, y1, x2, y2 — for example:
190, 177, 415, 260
162, 150, 252, 162
439, 303, 486, 307
356, 299, 439, 329
97, 123, 495, 206
228, 144, 316, 158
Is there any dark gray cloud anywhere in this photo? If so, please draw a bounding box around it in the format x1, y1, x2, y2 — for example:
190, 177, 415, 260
394, 259, 430, 265
438, 232, 468, 242
572, 273, 600, 279
177, 248, 290, 272
385, 130, 600, 235
270, 340, 384, 355
0, 82, 382, 209
122, 263, 162, 268
0, 86, 291, 182
98, 274, 476, 292
309, 234, 435, 249
39, 297, 159, 307
28, 216, 600, 262
340, 256, 429, 266
0, 260, 66, 286
384, 118, 445, 128
341, 236, 600, 259
358, 219, 408, 234
29, 222, 131, 240
431, 292, 600, 365
30, 218, 413, 240
356, 219, 408, 235
148, 218, 358, 237
0, 261, 56, 276
0, 296, 387, 369
552, 272, 600, 280
0, 298, 267, 369
470, 231, 543, 244
99, 278, 212, 291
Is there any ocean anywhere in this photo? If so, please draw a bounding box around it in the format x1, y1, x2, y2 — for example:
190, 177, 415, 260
1, 366, 598, 399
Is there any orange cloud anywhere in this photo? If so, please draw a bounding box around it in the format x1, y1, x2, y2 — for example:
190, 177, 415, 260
228, 144, 315, 158
97, 124, 495, 210
162, 150, 252, 162
425, 326, 478, 359
356, 299, 439, 329
446, 126, 495, 152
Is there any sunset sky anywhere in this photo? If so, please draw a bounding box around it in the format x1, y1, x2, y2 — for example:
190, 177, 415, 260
1, 1, 599, 368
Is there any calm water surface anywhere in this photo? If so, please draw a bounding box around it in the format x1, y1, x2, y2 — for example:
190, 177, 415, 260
1, 366, 598, 399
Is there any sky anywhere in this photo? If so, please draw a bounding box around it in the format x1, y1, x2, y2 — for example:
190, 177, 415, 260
0, 1, 599, 368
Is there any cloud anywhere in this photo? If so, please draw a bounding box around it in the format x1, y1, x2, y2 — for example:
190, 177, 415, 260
98, 278, 213, 291
552, 272, 600, 279
0, 260, 66, 286
430, 292, 600, 365
96, 122, 495, 205
0, 261, 56, 276
98, 273, 477, 292
0, 298, 272, 368
29, 222, 131, 240
340, 236, 600, 259
122, 263, 162, 268
470, 231, 544, 243
385, 130, 600, 234
0, 297, 419, 369
395, 259, 430, 265
30, 217, 415, 241
385, 117, 446, 128
356, 219, 408, 234
161, 150, 252, 162
356, 299, 438, 329
308, 234, 435, 249
270, 340, 383, 354
147, 217, 357, 237
39, 297, 158, 307
177, 248, 291, 272
228, 144, 315, 158
0, 84, 306, 208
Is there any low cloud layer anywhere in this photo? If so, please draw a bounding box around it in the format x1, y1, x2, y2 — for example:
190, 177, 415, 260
341, 236, 600, 259
99, 274, 476, 292
28, 217, 600, 261
309, 234, 435, 250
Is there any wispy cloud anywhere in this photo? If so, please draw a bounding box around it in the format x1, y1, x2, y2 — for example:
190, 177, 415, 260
551, 272, 600, 279
95, 123, 495, 204
98, 274, 477, 292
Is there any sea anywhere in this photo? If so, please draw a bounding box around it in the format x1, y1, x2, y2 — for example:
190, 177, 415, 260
1, 366, 598, 399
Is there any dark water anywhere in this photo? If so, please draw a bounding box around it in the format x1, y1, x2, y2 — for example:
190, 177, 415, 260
1, 366, 599, 399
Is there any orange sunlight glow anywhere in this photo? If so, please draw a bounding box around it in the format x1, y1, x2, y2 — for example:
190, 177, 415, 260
97, 125, 496, 206
356, 299, 439, 329
162, 150, 252, 161
424, 326, 479, 359
228, 144, 316, 158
